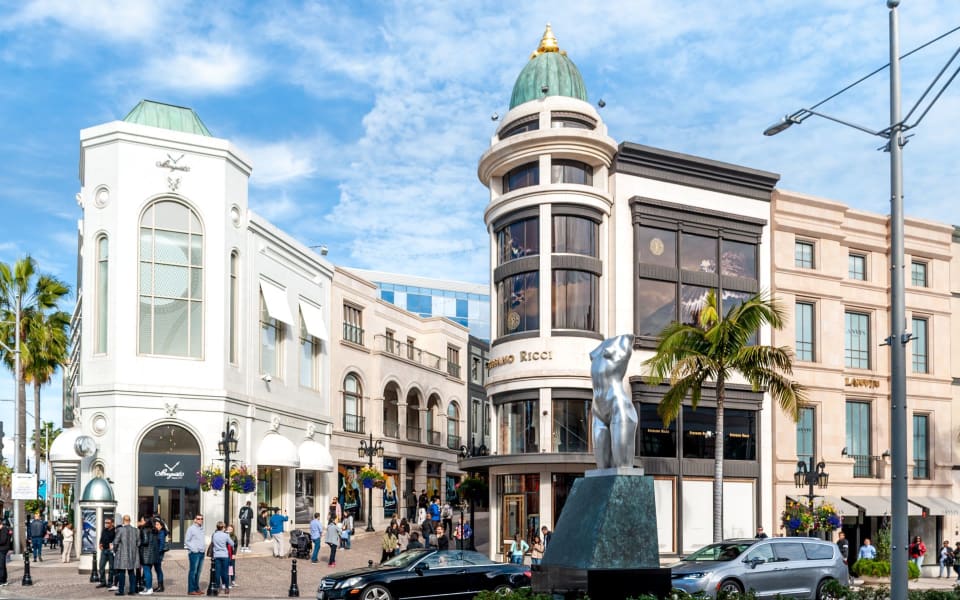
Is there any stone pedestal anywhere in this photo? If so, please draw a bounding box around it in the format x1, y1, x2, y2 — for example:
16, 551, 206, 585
532, 468, 672, 599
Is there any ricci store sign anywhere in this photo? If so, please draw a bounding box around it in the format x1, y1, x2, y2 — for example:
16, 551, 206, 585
486, 350, 554, 372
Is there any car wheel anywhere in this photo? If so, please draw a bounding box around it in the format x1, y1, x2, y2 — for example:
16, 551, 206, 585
493, 584, 513, 595
718, 579, 743, 596
361, 585, 393, 600
816, 578, 836, 600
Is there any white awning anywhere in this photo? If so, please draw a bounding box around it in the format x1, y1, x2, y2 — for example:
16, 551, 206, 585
48, 427, 83, 462
843, 495, 922, 517
298, 439, 334, 471
257, 433, 300, 468
909, 496, 960, 516
298, 301, 329, 342
259, 279, 294, 325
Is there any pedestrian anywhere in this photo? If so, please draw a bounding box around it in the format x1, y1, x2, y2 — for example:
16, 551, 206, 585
97, 516, 117, 590
341, 512, 354, 550
113, 514, 141, 596
238, 501, 254, 552
151, 518, 167, 593
858, 537, 876, 560
0, 518, 12, 586
381, 527, 399, 563
953, 542, 960, 581
909, 535, 927, 572
226, 524, 238, 587
435, 525, 449, 551
269, 509, 289, 558
939, 540, 954, 578
258, 508, 270, 540
28, 512, 46, 562
138, 516, 159, 596
836, 531, 849, 567
309, 512, 323, 563
60, 523, 74, 563
406, 490, 417, 520
429, 498, 441, 532
418, 489, 429, 512
397, 526, 409, 553
509, 533, 529, 565
324, 517, 341, 567
541, 525, 552, 550
441, 501, 453, 539
405, 531, 423, 551
211, 521, 234, 595
185, 514, 206, 596
530, 535, 544, 565
755, 526, 768, 539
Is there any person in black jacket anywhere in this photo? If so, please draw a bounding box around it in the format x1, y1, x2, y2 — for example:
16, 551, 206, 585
96, 517, 117, 589
0, 519, 12, 585
238, 501, 254, 552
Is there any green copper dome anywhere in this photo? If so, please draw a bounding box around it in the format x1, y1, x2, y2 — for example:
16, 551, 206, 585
123, 100, 212, 137
80, 477, 116, 503
509, 25, 588, 109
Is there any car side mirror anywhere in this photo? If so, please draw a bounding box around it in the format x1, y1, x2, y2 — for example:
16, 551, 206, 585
415, 564, 429, 575
745, 557, 763, 569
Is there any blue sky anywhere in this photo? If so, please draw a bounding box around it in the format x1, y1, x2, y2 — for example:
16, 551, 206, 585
1, 0, 959, 432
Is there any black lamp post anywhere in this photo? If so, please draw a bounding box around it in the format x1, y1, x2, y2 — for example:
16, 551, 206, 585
218, 426, 239, 525
357, 433, 383, 532
794, 457, 829, 530
457, 445, 477, 551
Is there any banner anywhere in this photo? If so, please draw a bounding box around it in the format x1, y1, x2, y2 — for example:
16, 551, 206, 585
12, 473, 36, 500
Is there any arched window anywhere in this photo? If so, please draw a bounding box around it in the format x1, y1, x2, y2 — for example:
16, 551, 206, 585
426, 394, 441, 446
383, 383, 400, 438
406, 390, 421, 442
95, 235, 109, 354
447, 403, 460, 450
343, 373, 363, 433
228, 250, 238, 364
138, 200, 203, 357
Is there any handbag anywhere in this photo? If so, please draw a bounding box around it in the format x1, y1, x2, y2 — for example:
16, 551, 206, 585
206, 542, 213, 558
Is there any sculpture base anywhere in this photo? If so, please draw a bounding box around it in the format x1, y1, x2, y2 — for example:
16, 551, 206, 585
532, 566, 672, 600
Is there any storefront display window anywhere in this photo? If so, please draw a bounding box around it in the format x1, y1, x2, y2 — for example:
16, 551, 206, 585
295, 471, 315, 524
638, 403, 676, 457
499, 474, 540, 547
552, 398, 590, 452
498, 399, 539, 454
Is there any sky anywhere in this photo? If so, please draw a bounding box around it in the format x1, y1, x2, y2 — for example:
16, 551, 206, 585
0, 0, 959, 431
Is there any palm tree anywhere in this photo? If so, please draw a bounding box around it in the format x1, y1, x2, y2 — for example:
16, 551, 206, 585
30, 421, 63, 466
644, 290, 804, 543
0, 256, 69, 542
23, 309, 70, 478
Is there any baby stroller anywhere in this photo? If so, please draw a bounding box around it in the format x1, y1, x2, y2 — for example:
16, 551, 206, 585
289, 529, 312, 559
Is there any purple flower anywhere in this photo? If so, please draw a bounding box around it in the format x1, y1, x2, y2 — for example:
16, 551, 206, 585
242, 478, 256, 493
212, 475, 226, 491
828, 515, 842, 528
788, 517, 802, 530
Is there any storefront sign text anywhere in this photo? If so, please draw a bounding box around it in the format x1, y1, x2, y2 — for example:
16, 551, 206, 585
845, 377, 880, 389
487, 350, 554, 372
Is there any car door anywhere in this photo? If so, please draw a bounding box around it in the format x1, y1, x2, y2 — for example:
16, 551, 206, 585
399, 550, 471, 600
770, 541, 813, 598
739, 542, 782, 597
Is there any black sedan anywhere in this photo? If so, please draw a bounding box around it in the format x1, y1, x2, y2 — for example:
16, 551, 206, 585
316, 549, 531, 600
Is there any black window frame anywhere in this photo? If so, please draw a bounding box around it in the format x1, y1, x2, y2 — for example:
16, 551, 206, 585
503, 162, 540, 194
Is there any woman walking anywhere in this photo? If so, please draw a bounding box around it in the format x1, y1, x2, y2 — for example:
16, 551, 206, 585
138, 516, 159, 595
211, 521, 234, 595
324, 518, 341, 567
60, 523, 74, 563
530, 535, 544, 566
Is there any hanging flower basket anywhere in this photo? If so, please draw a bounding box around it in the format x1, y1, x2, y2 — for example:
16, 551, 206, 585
455, 476, 488, 502
359, 466, 385, 489
229, 465, 257, 494
198, 466, 224, 492
781, 500, 841, 536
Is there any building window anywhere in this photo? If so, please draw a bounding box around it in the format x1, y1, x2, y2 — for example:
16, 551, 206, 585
552, 271, 598, 332
795, 241, 815, 269
845, 401, 872, 478
848, 253, 866, 280
503, 162, 539, 194
498, 273, 539, 336
552, 215, 598, 256
406, 336, 416, 361
911, 261, 928, 287
95, 235, 109, 354
471, 398, 482, 442
405, 391, 421, 442
551, 115, 594, 129
447, 345, 460, 378
681, 406, 757, 460
343, 373, 363, 433
913, 414, 929, 479
426, 396, 441, 445
228, 250, 238, 364
912, 317, 929, 374
299, 310, 319, 390
795, 302, 815, 362
383, 385, 399, 438
470, 354, 483, 385
796, 407, 815, 464
550, 159, 593, 186
844, 311, 870, 369
260, 293, 282, 379
552, 397, 591, 453
498, 217, 539, 263
343, 303, 363, 346
447, 403, 460, 450
637, 403, 676, 457
385, 329, 397, 354
498, 399, 539, 454
500, 116, 539, 139
138, 200, 203, 357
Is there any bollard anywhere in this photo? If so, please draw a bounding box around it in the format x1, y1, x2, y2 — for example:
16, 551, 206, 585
368, 560, 374, 567
288, 558, 299, 597
206, 558, 218, 596
90, 548, 100, 583
21, 548, 33, 586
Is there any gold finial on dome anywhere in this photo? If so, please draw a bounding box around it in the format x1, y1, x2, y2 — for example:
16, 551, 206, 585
530, 23, 566, 59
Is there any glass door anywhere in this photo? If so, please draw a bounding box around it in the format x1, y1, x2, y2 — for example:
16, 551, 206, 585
156, 487, 185, 547
502, 494, 524, 557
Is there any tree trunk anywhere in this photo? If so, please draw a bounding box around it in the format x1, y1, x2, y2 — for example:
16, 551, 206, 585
16, 367, 26, 549
713, 375, 725, 543
33, 381, 40, 508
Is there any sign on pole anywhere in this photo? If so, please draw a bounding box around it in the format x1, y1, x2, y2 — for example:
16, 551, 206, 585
12, 473, 37, 500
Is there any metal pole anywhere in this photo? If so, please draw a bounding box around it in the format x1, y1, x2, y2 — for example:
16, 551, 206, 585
13, 297, 21, 555
223, 435, 230, 529
365, 433, 374, 532
806, 457, 815, 514
887, 2, 908, 599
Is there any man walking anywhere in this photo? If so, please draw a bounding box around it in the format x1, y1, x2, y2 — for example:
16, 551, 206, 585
184, 514, 206, 596
28, 512, 46, 562
309, 513, 323, 563
269, 509, 289, 558
113, 514, 140, 596
341, 513, 353, 550
836, 531, 850, 566
96, 517, 117, 589
238, 501, 254, 552
859, 538, 877, 560
0, 518, 12, 586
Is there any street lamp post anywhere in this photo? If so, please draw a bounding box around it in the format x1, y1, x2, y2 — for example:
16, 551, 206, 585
217, 426, 238, 526
764, 4, 958, 598
793, 457, 829, 517
357, 433, 383, 532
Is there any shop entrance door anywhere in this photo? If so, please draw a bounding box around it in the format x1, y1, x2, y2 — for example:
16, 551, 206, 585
502, 494, 524, 558
137, 486, 199, 549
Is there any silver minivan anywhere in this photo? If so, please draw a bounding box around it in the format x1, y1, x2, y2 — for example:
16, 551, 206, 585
670, 537, 849, 599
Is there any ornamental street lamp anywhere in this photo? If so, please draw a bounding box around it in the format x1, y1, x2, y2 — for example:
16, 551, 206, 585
217, 426, 238, 525
793, 457, 829, 514
457, 445, 477, 551
764, 4, 959, 598
357, 433, 383, 532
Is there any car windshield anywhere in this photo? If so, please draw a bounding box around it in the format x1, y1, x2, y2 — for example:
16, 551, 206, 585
683, 542, 753, 562
381, 549, 431, 568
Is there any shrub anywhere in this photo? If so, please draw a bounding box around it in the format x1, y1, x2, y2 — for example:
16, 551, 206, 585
851, 559, 920, 580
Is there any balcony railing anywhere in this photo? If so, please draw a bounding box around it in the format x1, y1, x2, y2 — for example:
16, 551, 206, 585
851, 454, 881, 478
447, 434, 461, 450
373, 335, 462, 379
406, 426, 421, 442
384, 420, 400, 439
427, 429, 441, 446
343, 323, 365, 346
343, 414, 365, 434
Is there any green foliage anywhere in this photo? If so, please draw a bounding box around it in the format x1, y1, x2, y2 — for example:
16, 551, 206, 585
850, 558, 920, 580
472, 589, 554, 600
875, 526, 892, 563
24, 499, 44, 515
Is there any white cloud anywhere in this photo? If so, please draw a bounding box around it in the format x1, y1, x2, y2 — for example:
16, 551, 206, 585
137, 42, 263, 94
4, 0, 172, 41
